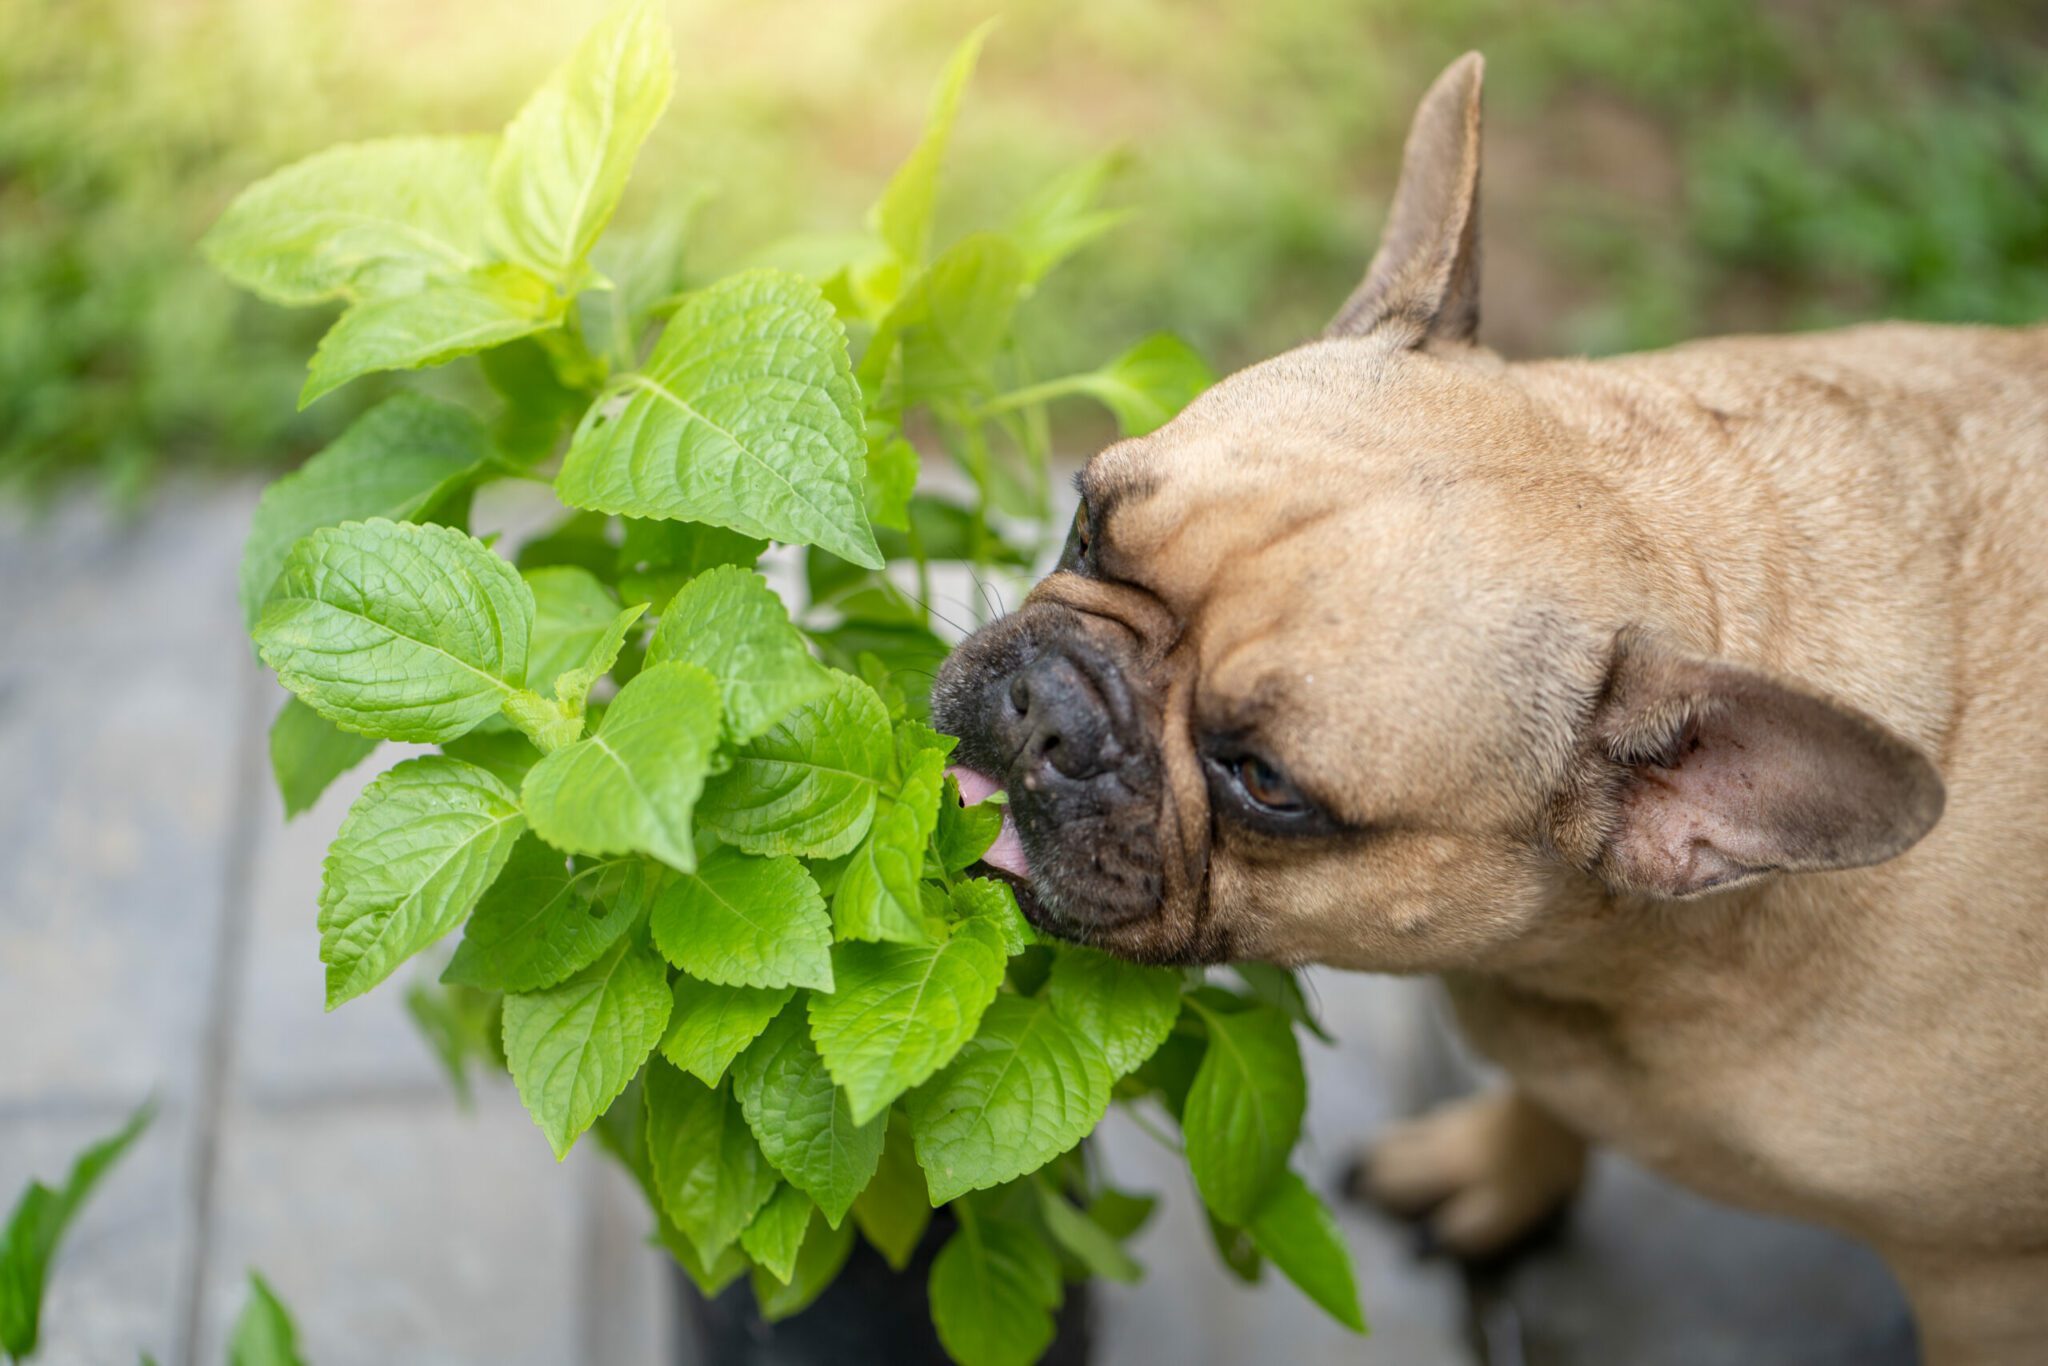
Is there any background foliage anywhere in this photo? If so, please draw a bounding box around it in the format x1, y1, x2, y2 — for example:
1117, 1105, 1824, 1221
4, 0, 2045, 501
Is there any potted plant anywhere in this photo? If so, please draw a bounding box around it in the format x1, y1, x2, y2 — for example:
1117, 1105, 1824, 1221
204, 5, 1366, 1362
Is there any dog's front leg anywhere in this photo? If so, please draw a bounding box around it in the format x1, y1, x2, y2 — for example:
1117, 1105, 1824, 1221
1352, 1087, 1588, 1258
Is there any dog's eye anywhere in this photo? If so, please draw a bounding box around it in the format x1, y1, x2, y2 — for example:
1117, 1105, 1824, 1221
1060, 498, 1093, 572
1232, 754, 1303, 813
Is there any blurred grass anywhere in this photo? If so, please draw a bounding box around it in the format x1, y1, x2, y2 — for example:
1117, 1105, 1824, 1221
2, 0, 2043, 501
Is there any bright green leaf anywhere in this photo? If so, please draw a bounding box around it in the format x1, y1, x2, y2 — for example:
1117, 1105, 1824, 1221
697, 672, 890, 860
907, 995, 1113, 1204
831, 746, 946, 943
521, 661, 722, 871
850, 1111, 930, 1272
1035, 1183, 1141, 1283
555, 270, 881, 569
869, 22, 992, 269
254, 519, 533, 744
440, 837, 646, 992
1070, 333, 1213, 437
504, 936, 671, 1158
202, 136, 495, 307
524, 566, 626, 695
1183, 999, 1306, 1225
1246, 1172, 1366, 1333
865, 435, 917, 532
1008, 151, 1133, 286
949, 877, 1032, 956
865, 234, 1025, 404
1046, 946, 1183, 1078
240, 394, 492, 629
808, 914, 1007, 1124
649, 846, 832, 991
269, 697, 377, 820
739, 1184, 815, 1285
228, 1272, 307, 1366
753, 1208, 855, 1322
934, 781, 1003, 876
646, 566, 832, 742
0, 1101, 153, 1360
301, 264, 562, 406
658, 1212, 752, 1300
643, 1061, 779, 1258
616, 518, 767, 612
659, 975, 795, 1086
318, 756, 525, 1008
927, 1211, 1061, 1366
731, 1003, 885, 1226
489, 0, 675, 285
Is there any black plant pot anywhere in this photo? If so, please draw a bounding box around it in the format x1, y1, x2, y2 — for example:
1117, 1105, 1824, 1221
674, 1211, 1094, 1366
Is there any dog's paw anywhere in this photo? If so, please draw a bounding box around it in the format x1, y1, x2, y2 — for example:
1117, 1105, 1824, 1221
1349, 1089, 1587, 1260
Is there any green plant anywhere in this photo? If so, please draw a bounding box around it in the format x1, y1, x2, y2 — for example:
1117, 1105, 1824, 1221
0, 1102, 152, 1363
208, 5, 1360, 1360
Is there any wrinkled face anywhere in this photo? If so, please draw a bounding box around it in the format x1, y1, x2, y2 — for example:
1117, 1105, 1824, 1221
932, 338, 1653, 971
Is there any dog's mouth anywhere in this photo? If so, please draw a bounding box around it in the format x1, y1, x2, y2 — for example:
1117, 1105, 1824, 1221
948, 765, 1032, 880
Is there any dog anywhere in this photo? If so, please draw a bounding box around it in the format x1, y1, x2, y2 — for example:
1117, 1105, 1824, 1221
930, 53, 2048, 1364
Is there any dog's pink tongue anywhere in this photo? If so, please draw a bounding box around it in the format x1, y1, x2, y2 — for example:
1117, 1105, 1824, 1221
949, 766, 1031, 880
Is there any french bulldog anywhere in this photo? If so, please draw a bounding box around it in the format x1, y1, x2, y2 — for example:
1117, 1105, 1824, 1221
930, 53, 2048, 1365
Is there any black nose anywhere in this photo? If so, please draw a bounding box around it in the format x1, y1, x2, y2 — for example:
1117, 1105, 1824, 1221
1003, 651, 1117, 783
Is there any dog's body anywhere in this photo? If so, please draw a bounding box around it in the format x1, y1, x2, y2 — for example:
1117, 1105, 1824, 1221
932, 55, 2048, 1362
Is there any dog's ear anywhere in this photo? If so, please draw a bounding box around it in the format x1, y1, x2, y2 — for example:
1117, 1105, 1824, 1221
1327, 52, 1484, 346
1563, 633, 1945, 899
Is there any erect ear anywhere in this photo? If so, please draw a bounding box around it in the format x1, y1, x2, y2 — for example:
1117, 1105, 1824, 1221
1327, 52, 1484, 346
1571, 633, 1945, 899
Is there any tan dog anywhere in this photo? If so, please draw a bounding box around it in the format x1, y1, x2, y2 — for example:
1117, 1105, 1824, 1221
930, 53, 2048, 1364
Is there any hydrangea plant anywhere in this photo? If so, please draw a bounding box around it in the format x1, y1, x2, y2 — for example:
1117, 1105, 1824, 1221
205, 5, 1363, 1360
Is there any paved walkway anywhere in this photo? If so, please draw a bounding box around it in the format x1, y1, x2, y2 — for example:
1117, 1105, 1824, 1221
0, 482, 1914, 1365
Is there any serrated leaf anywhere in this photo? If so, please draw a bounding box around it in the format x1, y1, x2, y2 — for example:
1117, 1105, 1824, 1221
521, 661, 722, 871
643, 1060, 779, 1258
935, 781, 1003, 875
850, 1111, 930, 1271
927, 1212, 1061, 1366
657, 1212, 751, 1299
0, 1101, 153, 1359
831, 745, 946, 942
489, 0, 674, 286
697, 672, 890, 859
1246, 1172, 1366, 1333
649, 846, 832, 991
808, 915, 1007, 1124
646, 566, 831, 742
1231, 962, 1335, 1044
318, 756, 525, 1008
255, 519, 533, 744
440, 837, 644, 992
269, 697, 377, 819
739, 1184, 815, 1285
1183, 1000, 1306, 1225
1070, 333, 1213, 437
950, 877, 1032, 956
1035, 1183, 1141, 1283
907, 995, 1113, 1204
555, 270, 881, 569
870, 22, 992, 269
301, 264, 562, 406
731, 1003, 885, 1225
202, 135, 495, 307
439, 729, 544, 788
753, 1208, 855, 1322
659, 976, 795, 1085
240, 394, 493, 629
524, 566, 626, 695
504, 936, 671, 1158
228, 1272, 307, 1366
1046, 946, 1183, 1078
865, 234, 1025, 405
1009, 151, 1132, 285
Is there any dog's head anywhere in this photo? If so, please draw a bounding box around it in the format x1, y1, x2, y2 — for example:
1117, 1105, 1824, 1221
931, 55, 1944, 971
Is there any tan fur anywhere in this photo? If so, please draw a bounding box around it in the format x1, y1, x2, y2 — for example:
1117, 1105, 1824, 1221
1010, 55, 2048, 1360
